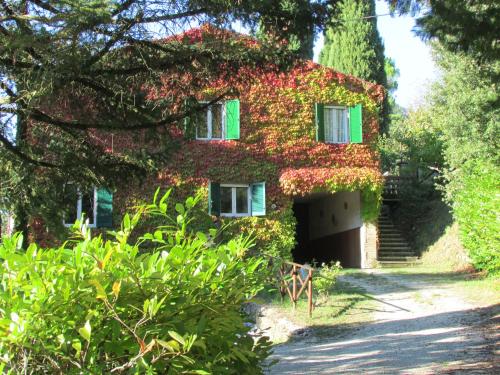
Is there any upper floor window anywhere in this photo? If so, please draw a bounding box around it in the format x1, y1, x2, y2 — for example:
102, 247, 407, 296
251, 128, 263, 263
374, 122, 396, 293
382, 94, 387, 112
184, 99, 240, 140
315, 103, 363, 144
195, 103, 225, 140
324, 106, 349, 143
63, 185, 113, 228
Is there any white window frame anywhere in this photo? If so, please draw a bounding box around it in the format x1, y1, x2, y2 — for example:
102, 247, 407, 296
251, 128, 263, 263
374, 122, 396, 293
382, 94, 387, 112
220, 184, 251, 217
324, 105, 349, 144
195, 102, 226, 140
63, 186, 97, 228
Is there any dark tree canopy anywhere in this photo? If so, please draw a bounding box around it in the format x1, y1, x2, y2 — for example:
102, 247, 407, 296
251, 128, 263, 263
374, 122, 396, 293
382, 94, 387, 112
0, 0, 312, 170
0, 0, 322, 235
388, 0, 500, 63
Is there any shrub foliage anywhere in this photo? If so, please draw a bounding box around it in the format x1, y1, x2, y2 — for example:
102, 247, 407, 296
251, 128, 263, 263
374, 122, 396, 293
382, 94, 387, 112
314, 261, 343, 302
380, 44, 499, 274
453, 161, 499, 274
0, 191, 272, 373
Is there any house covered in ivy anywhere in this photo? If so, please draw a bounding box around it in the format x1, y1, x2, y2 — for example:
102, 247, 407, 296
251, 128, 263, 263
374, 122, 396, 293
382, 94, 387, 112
47, 25, 385, 268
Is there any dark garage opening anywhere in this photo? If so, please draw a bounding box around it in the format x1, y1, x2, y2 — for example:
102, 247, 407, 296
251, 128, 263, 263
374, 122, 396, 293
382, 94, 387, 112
292, 192, 361, 268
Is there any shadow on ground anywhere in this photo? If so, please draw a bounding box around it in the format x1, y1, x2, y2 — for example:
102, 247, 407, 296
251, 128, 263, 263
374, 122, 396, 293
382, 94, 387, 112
268, 303, 499, 374
342, 269, 480, 296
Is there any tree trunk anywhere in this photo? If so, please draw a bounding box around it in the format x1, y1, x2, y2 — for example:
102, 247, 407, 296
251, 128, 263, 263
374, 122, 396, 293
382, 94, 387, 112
14, 206, 29, 245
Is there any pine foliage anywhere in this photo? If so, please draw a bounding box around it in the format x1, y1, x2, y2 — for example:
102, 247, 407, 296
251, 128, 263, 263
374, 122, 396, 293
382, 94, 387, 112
320, 0, 387, 87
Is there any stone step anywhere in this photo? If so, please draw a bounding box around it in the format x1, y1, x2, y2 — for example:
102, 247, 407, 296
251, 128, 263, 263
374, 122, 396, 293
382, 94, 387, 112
379, 254, 414, 259
380, 238, 407, 243
378, 257, 419, 262
380, 239, 408, 244
378, 251, 416, 259
378, 219, 392, 223
378, 247, 413, 254
378, 252, 416, 257
379, 242, 410, 249
378, 260, 421, 268
379, 246, 413, 251
379, 230, 404, 235
378, 208, 413, 268
379, 251, 415, 256
380, 239, 407, 244
380, 237, 405, 241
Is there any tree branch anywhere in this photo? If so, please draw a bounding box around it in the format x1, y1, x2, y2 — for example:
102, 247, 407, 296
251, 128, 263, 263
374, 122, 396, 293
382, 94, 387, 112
29, 0, 60, 14
0, 132, 58, 168
137, 8, 207, 23
0, 57, 38, 70
83, 16, 138, 69
0, 81, 17, 98
111, 0, 135, 17
0, 0, 31, 34
28, 91, 230, 131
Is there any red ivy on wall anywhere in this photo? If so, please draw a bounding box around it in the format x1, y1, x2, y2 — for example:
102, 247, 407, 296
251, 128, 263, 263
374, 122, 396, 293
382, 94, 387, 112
109, 25, 386, 223
31, 25, 385, 256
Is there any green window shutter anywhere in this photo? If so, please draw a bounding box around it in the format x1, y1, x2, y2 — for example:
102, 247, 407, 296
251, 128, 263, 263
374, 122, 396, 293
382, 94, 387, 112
251, 182, 266, 216
208, 182, 220, 216
183, 99, 196, 140
225, 99, 240, 140
96, 188, 113, 228
315, 103, 325, 142
349, 104, 363, 143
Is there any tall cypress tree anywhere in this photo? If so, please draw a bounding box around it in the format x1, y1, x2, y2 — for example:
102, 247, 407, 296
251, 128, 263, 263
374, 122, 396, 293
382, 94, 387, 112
320, 0, 387, 87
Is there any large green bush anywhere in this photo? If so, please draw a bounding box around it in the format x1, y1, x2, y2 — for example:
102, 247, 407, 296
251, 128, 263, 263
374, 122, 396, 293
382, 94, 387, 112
428, 47, 499, 274
453, 161, 500, 274
0, 191, 272, 374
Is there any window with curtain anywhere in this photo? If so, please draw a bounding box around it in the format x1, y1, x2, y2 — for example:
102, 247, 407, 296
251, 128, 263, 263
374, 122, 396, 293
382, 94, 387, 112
195, 103, 225, 139
324, 106, 349, 143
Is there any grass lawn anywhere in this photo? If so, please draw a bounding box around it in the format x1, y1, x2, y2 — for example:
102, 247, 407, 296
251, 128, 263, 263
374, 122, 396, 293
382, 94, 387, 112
259, 274, 376, 339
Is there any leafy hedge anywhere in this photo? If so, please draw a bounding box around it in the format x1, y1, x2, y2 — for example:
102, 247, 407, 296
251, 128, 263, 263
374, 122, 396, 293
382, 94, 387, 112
0, 191, 272, 373
453, 161, 500, 274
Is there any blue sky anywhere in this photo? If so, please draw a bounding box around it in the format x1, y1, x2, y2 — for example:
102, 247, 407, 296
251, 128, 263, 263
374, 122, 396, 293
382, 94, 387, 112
313, 1, 438, 109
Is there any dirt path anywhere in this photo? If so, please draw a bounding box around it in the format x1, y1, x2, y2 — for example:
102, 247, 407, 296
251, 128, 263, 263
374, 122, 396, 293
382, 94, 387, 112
267, 269, 499, 374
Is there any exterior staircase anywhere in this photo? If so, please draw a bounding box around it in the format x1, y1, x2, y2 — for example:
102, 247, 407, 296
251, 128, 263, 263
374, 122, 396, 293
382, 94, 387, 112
377, 206, 419, 267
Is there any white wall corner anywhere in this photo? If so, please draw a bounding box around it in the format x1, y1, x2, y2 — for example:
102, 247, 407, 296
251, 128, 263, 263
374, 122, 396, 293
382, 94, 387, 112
360, 223, 367, 268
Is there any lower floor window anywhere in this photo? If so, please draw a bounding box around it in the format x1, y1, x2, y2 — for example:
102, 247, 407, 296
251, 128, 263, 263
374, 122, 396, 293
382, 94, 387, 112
63, 185, 97, 227
220, 184, 250, 216
209, 181, 265, 217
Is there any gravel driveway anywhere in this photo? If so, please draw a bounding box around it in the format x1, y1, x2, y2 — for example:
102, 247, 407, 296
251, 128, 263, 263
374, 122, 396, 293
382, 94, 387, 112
268, 269, 499, 374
